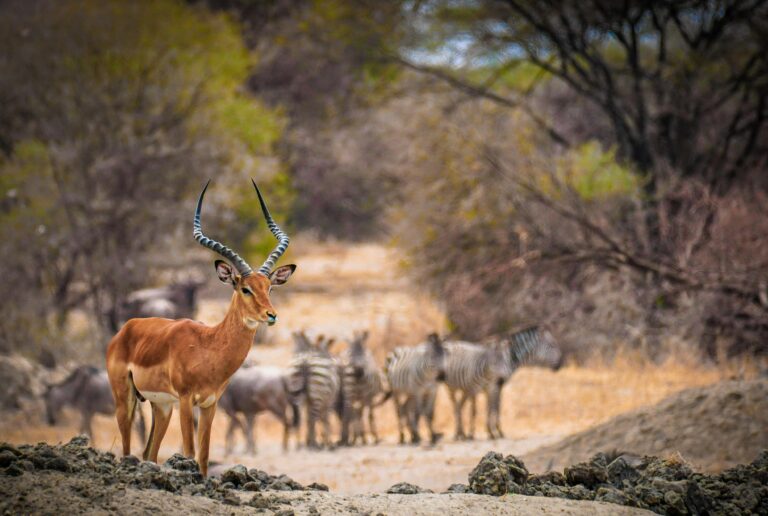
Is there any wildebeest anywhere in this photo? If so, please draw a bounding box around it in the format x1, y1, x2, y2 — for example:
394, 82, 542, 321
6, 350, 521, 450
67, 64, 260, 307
384, 333, 447, 445
44, 365, 146, 441
217, 365, 300, 454
105, 277, 206, 332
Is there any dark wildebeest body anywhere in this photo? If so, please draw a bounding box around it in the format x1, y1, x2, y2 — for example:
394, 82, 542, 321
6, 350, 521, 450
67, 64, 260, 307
217, 365, 299, 454
106, 278, 205, 332
44, 365, 146, 441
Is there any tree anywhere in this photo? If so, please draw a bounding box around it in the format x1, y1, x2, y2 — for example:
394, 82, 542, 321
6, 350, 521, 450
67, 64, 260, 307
0, 0, 285, 358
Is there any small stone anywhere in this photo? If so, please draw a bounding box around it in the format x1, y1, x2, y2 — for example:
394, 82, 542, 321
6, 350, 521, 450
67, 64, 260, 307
248, 493, 272, 509
221, 464, 249, 487
164, 453, 199, 473
242, 481, 262, 491
306, 482, 329, 491
4, 464, 25, 476
386, 482, 431, 494
0, 450, 18, 468
564, 461, 608, 488
42, 456, 70, 472
67, 435, 90, 447
444, 483, 470, 493
120, 455, 141, 467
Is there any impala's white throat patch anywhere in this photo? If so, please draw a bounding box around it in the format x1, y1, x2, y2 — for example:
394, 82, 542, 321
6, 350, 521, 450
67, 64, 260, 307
243, 317, 260, 330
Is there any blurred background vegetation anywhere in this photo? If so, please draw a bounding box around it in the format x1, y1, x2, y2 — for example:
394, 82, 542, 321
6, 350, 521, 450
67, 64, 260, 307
1, 0, 766, 365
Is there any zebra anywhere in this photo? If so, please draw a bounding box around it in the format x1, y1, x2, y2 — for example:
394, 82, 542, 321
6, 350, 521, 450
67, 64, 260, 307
488, 326, 563, 439
440, 326, 563, 440
338, 330, 386, 446
384, 333, 447, 445
288, 332, 341, 449
442, 340, 512, 441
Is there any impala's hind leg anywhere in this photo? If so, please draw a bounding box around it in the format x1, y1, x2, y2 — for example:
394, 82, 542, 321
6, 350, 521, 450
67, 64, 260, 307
144, 402, 173, 462
110, 372, 137, 457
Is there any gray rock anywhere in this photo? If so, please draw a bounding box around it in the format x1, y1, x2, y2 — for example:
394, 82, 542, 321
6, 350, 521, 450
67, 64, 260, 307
221, 464, 249, 487
564, 461, 608, 488
0, 450, 18, 468
386, 482, 432, 494
163, 453, 199, 472
444, 483, 470, 493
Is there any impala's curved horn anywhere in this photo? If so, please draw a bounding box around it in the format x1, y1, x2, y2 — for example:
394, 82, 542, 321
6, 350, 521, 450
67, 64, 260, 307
252, 179, 290, 277
193, 180, 254, 277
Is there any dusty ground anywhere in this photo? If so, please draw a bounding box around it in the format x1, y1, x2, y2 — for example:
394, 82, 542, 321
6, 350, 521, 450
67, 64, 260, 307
0, 240, 761, 503
0, 470, 652, 515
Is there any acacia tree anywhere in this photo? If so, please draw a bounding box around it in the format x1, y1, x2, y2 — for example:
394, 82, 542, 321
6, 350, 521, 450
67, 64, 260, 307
0, 0, 284, 358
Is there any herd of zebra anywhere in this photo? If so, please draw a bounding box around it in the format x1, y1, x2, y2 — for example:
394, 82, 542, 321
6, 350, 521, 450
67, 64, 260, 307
43, 326, 562, 454
220, 325, 563, 452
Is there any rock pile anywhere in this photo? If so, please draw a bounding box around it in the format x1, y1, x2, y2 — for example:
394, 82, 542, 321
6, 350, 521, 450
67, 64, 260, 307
0, 435, 325, 509
465, 449, 768, 514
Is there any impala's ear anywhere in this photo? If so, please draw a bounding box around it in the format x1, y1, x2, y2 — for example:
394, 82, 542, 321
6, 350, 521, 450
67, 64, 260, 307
270, 264, 296, 286
215, 260, 236, 285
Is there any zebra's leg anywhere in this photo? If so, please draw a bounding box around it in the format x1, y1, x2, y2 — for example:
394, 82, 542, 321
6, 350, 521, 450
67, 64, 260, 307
467, 393, 477, 440
306, 405, 319, 449
355, 406, 366, 445
368, 404, 381, 444
322, 409, 334, 450
407, 396, 422, 445
485, 388, 496, 439
424, 390, 442, 445
494, 386, 505, 439
449, 388, 465, 441
393, 395, 406, 444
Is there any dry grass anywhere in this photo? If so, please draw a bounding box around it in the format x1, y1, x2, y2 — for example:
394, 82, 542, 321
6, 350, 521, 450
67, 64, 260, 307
1, 238, 760, 491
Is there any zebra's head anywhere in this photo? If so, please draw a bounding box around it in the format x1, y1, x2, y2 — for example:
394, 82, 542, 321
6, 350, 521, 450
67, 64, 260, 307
348, 330, 370, 378
291, 331, 312, 354
426, 333, 447, 382
507, 327, 563, 370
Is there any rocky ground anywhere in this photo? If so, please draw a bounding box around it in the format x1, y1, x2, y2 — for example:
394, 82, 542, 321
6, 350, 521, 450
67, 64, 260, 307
1, 436, 765, 515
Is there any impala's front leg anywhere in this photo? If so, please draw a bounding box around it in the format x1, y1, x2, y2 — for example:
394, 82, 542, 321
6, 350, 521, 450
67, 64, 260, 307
197, 402, 217, 477
179, 395, 196, 459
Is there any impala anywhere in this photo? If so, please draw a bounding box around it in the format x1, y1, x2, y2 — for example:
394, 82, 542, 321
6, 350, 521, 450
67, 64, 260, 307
106, 179, 295, 476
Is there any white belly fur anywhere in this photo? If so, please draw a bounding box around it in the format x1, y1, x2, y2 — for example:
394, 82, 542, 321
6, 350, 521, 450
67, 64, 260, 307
140, 391, 178, 404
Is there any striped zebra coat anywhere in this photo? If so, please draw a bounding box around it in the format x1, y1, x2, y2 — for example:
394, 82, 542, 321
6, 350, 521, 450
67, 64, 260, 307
439, 326, 562, 440
338, 331, 385, 446
288, 332, 340, 449
384, 333, 446, 445
491, 326, 563, 439
442, 341, 512, 440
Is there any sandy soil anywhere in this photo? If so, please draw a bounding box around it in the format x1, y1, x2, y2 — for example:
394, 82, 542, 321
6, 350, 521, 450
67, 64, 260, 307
0, 239, 753, 502
0, 469, 653, 515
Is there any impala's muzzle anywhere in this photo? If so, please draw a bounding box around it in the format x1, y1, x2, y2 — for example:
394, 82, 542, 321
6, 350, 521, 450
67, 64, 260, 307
266, 312, 277, 326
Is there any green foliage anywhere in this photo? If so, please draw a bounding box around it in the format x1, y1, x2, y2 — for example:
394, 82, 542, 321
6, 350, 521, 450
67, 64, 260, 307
562, 142, 639, 200
0, 0, 289, 357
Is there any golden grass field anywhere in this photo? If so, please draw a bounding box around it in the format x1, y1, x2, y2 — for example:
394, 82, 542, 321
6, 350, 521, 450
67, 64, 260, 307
0, 238, 757, 492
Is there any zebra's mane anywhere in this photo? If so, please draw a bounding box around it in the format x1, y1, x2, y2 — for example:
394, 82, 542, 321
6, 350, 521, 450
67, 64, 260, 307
508, 326, 545, 365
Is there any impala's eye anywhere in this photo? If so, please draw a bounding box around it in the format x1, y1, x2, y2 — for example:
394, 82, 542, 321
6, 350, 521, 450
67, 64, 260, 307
241, 288, 252, 296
